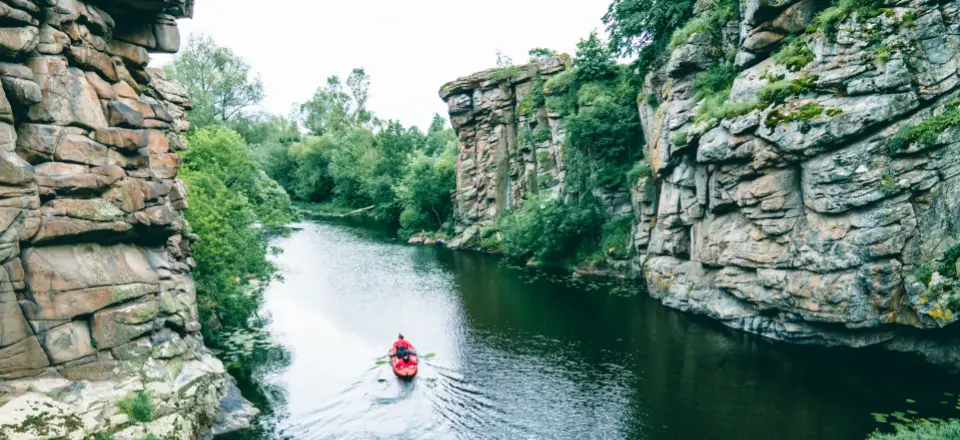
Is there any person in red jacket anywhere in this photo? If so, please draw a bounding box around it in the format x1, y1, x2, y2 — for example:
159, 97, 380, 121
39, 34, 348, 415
393, 334, 415, 363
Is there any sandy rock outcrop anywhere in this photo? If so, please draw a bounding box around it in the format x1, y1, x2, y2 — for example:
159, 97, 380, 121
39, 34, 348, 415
0, 0, 255, 438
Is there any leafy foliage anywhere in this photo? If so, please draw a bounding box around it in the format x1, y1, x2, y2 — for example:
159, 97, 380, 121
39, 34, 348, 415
164, 33, 264, 129
574, 31, 618, 83
603, 0, 696, 75
774, 36, 815, 71
496, 196, 603, 265
116, 392, 153, 423
395, 151, 457, 236
181, 128, 291, 342
668, 0, 739, 50
812, 0, 886, 40
887, 104, 960, 154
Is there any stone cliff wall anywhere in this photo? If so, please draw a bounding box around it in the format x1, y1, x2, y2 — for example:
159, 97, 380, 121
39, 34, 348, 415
0, 0, 255, 438
443, 0, 960, 368
638, 0, 960, 366
440, 57, 571, 248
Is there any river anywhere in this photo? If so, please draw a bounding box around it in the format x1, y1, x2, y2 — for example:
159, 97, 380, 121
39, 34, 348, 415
220, 218, 959, 440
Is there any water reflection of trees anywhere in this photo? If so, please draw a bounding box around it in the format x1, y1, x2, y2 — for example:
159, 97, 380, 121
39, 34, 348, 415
215, 323, 293, 440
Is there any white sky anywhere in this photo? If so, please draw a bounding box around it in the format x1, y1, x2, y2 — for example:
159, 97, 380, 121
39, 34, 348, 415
150, 0, 611, 130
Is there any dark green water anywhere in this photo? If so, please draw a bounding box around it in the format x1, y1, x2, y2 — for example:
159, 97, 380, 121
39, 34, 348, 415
223, 218, 959, 440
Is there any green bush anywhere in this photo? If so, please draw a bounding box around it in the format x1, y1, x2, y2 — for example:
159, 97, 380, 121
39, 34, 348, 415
544, 70, 576, 94
565, 96, 643, 167
497, 196, 603, 265
812, 0, 886, 40
773, 36, 814, 71
887, 105, 960, 154
670, 131, 688, 146
574, 32, 618, 83
867, 420, 960, 439
668, 0, 739, 49
533, 126, 552, 143
492, 65, 523, 82
626, 160, 652, 183
182, 127, 292, 342
395, 152, 456, 236
599, 215, 635, 259
116, 392, 153, 423
758, 77, 813, 106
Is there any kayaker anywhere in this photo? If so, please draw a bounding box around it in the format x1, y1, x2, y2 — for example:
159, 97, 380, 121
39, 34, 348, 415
393, 334, 413, 352
393, 334, 415, 362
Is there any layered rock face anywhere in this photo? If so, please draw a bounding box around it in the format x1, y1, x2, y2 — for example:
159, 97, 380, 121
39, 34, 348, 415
638, 0, 960, 366
443, 0, 960, 368
0, 0, 255, 437
439, 57, 572, 248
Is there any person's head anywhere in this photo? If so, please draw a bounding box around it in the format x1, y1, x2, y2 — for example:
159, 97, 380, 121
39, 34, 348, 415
398, 333, 404, 340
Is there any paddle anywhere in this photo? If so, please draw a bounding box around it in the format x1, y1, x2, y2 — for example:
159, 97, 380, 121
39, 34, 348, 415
374, 352, 435, 365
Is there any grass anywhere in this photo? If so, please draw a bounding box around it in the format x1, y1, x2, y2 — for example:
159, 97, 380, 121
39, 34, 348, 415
758, 77, 814, 106
887, 104, 960, 154
116, 392, 153, 423
810, 0, 886, 41
772, 36, 814, 71
492, 65, 523, 82
626, 160, 652, 184
764, 102, 825, 127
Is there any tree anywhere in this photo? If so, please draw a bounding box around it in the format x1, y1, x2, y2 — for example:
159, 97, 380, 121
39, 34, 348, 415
424, 113, 457, 156
164, 34, 265, 128
396, 152, 456, 235
574, 32, 618, 83
346, 68, 373, 125
603, 0, 695, 75
528, 47, 557, 63
180, 127, 293, 343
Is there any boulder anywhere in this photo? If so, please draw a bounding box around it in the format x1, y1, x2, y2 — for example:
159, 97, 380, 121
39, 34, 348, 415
93, 127, 147, 152
106, 101, 145, 128
0, 26, 38, 58
1, 77, 42, 106
20, 243, 160, 321
64, 45, 116, 81
26, 57, 108, 130
92, 296, 159, 349
42, 320, 96, 364
108, 40, 149, 67
0, 337, 49, 374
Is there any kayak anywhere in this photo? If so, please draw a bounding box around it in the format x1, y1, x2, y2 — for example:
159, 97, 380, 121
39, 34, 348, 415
388, 347, 418, 378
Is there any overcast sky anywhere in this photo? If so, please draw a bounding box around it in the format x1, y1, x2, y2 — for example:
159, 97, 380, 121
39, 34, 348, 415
150, 0, 611, 130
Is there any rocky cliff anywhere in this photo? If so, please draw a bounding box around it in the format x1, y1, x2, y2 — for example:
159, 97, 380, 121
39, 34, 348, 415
443, 0, 960, 369
0, 0, 255, 438
440, 57, 571, 248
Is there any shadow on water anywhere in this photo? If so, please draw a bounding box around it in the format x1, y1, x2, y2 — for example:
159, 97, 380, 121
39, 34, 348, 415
220, 218, 960, 440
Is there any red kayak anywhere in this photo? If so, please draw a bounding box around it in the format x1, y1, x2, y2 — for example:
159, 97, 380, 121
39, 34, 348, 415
388, 347, 418, 378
